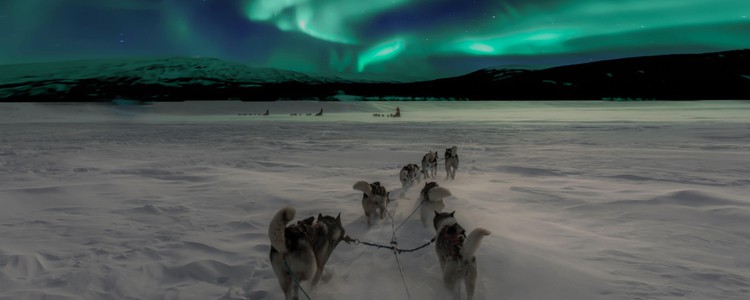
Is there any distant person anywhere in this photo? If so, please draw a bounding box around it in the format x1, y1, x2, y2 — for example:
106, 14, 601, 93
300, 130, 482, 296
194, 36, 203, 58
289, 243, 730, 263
315, 108, 323, 116
263, 109, 269, 116
395, 106, 401, 117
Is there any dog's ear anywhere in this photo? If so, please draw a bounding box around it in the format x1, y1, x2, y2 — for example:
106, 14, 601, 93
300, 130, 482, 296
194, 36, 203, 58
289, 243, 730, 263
450, 211, 455, 217
336, 213, 341, 222
318, 213, 323, 221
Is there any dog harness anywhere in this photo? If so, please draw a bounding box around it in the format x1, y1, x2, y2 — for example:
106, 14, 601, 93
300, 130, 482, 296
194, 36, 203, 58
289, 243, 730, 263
445, 148, 457, 159
439, 223, 466, 260
402, 164, 420, 178
370, 181, 387, 197
423, 152, 437, 164
285, 219, 320, 252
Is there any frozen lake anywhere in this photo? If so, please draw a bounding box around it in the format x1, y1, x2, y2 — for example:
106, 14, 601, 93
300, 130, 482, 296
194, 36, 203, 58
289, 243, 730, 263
1, 101, 749, 300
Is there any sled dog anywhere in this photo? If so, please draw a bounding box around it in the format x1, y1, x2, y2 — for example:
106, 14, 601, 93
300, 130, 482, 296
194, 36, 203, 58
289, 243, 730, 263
269, 207, 345, 300
445, 146, 459, 180
421, 151, 438, 179
433, 211, 491, 300
399, 163, 421, 195
353, 181, 390, 227
418, 181, 452, 227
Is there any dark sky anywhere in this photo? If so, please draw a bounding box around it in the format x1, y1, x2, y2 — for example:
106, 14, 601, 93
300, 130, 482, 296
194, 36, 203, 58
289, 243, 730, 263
1, 0, 748, 79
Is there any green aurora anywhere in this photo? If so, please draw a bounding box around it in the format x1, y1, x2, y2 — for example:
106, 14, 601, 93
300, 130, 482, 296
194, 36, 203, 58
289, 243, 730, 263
1, 0, 747, 78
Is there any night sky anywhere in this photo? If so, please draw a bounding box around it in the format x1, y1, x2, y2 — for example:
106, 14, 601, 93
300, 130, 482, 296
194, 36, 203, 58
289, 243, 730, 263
1, 0, 748, 79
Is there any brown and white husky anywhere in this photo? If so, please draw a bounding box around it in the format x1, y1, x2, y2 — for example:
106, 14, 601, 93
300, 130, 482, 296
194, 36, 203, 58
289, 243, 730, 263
399, 163, 421, 195
269, 207, 345, 300
433, 211, 491, 300
421, 150, 438, 179
353, 181, 390, 227
445, 146, 459, 180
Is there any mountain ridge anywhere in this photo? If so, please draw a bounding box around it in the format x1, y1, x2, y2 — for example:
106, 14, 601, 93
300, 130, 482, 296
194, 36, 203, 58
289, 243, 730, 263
1, 50, 748, 101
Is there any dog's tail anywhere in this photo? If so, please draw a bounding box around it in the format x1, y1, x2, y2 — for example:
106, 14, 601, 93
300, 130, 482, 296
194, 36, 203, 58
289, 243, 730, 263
269, 207, 295, 254
353, 181, 373, 197
461, 228, 491, 259
427, 186, 452, 202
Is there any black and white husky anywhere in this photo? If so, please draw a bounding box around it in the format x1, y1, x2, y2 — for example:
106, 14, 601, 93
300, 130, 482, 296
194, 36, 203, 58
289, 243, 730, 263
269, 207, 345, 300
353, 181, 390, 227
418, 181, 452, 227
399, 163, 421, 195
433, 211, 491, 300
421, 151, 438, 179
444, 146, 459, 180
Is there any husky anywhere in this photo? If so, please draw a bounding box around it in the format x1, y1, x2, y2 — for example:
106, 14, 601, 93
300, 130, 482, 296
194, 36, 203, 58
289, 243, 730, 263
445, 146, 459, 180
353, 181, 390, 227
399, 164, 421, 195
421, 151, 438, 179
269, 207, 345, 300
433, 211, 491, 300
418, 181, 452, 227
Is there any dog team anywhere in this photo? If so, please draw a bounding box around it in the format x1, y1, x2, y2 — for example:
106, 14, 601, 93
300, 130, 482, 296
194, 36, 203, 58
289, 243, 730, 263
268, 146, 491, 300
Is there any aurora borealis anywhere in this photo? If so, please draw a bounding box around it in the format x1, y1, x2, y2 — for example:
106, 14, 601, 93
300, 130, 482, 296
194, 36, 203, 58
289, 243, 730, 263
1, 0, 748, 79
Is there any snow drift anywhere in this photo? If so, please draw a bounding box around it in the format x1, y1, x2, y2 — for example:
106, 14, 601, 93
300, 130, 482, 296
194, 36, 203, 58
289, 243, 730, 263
0, 101, 748, 300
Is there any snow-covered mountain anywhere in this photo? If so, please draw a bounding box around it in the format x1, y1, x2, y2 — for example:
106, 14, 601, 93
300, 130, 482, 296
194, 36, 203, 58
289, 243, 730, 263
1, 50, 748, 101
0, 57, 349, 101
0, 57, 328, 85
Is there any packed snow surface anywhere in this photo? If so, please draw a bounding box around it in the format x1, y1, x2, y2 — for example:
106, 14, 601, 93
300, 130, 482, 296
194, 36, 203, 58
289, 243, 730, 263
0, 100, 749, 300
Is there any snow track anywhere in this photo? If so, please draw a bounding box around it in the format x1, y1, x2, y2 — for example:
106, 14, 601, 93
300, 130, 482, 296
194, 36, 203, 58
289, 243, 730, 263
0, 101, 748, 300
